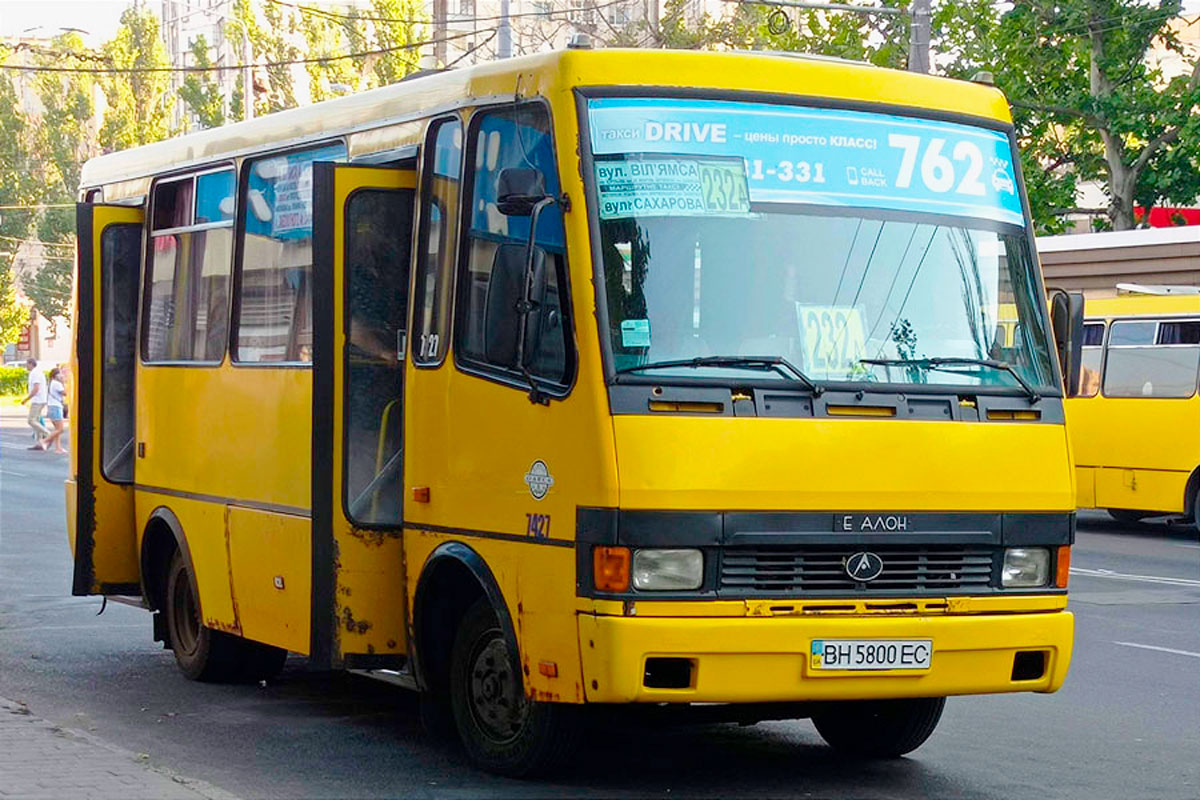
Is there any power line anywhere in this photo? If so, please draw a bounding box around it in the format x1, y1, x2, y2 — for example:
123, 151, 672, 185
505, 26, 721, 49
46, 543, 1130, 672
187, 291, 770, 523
267, 0, 634, 28
0, 28, 482, 74
0, 204, 74, 210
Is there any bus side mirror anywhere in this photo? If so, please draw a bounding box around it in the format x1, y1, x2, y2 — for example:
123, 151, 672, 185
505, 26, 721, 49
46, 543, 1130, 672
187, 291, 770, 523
1049, 289, 1085, 397
496, 168, 548, 216
484, 243, 548, 370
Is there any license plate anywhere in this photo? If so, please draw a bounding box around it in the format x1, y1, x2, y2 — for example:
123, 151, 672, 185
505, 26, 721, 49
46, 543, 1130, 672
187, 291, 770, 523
810, 639, 932, 671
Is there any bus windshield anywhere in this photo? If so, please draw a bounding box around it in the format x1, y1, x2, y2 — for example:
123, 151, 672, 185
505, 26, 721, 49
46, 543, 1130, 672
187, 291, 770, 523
587, 97, 1057, 393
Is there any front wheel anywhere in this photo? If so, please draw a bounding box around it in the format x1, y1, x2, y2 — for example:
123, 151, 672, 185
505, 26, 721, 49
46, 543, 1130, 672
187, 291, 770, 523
449, 598, 578, 776
811, 697, 945, 759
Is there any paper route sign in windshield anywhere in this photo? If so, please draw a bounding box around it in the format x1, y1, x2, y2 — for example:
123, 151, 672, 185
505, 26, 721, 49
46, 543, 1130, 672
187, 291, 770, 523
588, 97, 1024, 227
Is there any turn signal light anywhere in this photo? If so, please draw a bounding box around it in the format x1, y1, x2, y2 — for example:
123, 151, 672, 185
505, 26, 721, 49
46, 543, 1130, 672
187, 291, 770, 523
593, 546, 631, 592
1055, 546, 1071, 588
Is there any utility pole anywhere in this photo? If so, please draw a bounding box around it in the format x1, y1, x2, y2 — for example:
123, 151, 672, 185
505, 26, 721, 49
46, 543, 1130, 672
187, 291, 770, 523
908, 0, 930, 73
433, 0, 447, 66
242, 25, 253, 120
497, 0, 512, 59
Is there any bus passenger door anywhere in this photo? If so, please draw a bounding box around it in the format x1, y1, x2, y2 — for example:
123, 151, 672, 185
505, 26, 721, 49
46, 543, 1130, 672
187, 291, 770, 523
311, 164, 417, 668
70, 204, 143, 596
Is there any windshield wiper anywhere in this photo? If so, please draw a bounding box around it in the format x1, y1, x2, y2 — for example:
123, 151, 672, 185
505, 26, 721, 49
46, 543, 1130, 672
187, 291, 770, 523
615, 355, 823, 395
858, 357, 1041, 403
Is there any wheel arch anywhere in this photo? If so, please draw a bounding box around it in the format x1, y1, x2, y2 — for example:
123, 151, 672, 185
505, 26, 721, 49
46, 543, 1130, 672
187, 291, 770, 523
1184, 466, 1200, 521
140, 506, 201, 616
412, 541, 521, 694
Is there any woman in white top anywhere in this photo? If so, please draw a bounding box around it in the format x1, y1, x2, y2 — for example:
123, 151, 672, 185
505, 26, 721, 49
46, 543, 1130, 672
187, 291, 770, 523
41, 368, 68, 454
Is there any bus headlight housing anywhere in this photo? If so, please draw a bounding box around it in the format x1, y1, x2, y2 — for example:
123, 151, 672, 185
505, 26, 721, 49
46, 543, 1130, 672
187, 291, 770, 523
1002, 547, 1050, 588
632, 549, 704, 591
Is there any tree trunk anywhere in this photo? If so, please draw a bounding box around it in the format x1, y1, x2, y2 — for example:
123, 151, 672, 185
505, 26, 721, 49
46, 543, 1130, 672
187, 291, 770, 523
1108, 158, 1138, 231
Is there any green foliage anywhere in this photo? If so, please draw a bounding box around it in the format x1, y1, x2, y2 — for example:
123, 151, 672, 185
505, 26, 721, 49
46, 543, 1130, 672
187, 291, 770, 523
99, 6, 171, 150
0, 266, 28, 349
179, 35, 226, 130
0, 365, 27, 396
24, 33, 99, 320
230, 0, 426, 114
368, 0, 426, 86
0, 45, 40, 343
942, 0, 1200, 231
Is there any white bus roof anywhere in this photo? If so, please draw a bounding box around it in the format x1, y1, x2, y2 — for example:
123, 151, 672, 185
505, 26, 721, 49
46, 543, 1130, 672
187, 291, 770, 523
1036, 226, 1200, 253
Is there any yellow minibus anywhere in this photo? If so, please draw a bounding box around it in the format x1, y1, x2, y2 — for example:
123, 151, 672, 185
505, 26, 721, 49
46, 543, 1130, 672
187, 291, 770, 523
68, 46, 1079, 775
1066, 290, 1200, 525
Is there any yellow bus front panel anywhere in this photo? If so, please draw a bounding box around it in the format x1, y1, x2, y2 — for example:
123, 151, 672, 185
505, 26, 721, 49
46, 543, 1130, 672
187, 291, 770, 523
579, 604, 1072, 704
612, 416, 1075, 512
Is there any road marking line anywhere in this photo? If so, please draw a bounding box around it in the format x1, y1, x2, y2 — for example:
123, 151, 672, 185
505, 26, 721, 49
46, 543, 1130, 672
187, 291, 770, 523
0, 469, 28, 477
1071, 567, 1200, 588
0, 624, 146, 634
1113, 641, 1200, 659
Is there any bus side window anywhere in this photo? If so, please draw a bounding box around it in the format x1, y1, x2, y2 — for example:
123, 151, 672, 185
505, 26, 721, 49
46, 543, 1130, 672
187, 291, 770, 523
1078, 321, 1105, 398
1103, 319, 1200, 398
412, 117, 462, 366
454, 104, 573, 390
235, 142, 346, 364
142, 168, 235, 363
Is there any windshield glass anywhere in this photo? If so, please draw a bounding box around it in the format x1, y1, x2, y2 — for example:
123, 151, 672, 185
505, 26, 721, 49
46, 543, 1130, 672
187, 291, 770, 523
587, 97, 1056, 392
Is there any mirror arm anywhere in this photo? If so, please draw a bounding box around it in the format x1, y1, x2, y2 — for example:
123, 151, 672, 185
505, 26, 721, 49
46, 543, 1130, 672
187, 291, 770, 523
515, 196, 556, 405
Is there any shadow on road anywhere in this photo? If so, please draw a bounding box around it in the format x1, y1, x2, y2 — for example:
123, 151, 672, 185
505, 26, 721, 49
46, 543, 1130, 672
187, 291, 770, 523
1076, 509, 1199, 544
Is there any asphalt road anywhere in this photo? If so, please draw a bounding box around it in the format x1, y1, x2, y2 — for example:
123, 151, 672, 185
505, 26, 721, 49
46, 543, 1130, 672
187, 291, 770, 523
2, 412, 1198, 799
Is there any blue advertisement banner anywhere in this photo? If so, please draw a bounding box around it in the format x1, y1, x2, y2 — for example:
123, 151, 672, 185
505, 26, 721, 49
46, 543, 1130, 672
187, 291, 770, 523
587, 97, 1025, 227
246, 143, 346, 241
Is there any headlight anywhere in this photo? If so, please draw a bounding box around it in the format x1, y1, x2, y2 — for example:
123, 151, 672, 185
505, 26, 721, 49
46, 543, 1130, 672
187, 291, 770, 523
632, 549, 703, 591
1002, 547, 1050, 588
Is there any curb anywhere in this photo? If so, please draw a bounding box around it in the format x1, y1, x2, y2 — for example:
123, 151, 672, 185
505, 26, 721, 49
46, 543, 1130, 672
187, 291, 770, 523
0, 697, 241, 800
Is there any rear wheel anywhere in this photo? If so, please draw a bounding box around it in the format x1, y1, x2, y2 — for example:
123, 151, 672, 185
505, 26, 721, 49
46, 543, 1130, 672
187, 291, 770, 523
164, 552, 286, 683
811, 697, 945, 759
448, 598, 578, 776
1107, 508, 1151, 524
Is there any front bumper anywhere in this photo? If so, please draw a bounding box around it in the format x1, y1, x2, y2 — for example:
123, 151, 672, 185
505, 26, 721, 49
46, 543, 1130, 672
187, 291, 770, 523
578, 602, 1073, 703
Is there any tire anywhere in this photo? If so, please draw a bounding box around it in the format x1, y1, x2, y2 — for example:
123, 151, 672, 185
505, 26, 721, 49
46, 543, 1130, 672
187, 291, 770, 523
164, 552, 287, 683
811, 697, 946, 759
1107, 509, 1150, 524
448, 598, 579, 777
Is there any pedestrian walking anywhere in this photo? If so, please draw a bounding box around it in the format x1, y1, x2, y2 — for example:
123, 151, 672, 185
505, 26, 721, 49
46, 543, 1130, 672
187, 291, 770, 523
20, 358, 52, 450
40, 367, 68, 454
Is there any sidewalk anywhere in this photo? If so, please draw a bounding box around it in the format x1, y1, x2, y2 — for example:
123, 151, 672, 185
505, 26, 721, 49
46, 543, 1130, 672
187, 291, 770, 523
0, 698, 239, 800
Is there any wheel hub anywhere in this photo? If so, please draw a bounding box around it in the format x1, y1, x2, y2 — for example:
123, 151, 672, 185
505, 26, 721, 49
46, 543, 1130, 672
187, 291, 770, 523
468, 637, 528, 743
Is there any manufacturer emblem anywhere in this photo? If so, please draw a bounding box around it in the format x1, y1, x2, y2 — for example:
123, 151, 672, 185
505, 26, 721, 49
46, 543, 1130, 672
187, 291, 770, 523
523, 460, 555, 500
845, 552, 884, 582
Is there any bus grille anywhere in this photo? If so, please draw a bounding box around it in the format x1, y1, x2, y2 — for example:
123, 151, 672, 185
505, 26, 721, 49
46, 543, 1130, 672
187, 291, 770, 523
719, 547, 997, 594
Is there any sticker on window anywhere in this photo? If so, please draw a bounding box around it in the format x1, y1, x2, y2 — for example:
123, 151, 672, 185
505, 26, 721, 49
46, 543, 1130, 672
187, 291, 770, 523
596, 156, 751, 220
620, 318, 651, 348
796, 305, 867, 376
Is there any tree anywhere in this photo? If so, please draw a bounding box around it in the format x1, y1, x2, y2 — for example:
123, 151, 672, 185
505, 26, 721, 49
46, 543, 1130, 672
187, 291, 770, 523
366, 0, 426, 86
100, 6, 172, 150
299, 5, 365, 102
179, 35, 226, 130
230, 0, 301, 114
948, 0, 1200, 231
0, 48, 40, 343
19, 33, 102, 321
